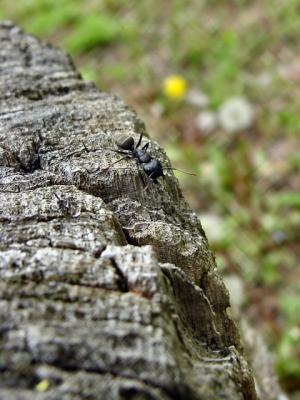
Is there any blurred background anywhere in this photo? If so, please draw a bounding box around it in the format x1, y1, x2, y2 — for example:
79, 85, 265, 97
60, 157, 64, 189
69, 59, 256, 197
1, 0, 299, 397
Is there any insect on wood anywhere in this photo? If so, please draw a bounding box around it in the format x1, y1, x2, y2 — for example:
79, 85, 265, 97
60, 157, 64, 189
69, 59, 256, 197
82, 132, 195, 188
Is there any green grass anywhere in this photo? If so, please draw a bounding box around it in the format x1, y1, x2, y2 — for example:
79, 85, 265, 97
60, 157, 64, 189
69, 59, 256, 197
64, 14, 137, 54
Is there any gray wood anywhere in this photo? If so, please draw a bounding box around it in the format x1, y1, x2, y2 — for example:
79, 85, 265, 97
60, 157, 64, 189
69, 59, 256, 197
0, 21, 276, 399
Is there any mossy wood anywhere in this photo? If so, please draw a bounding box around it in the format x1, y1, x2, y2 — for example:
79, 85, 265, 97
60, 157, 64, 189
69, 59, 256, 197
0, 21, 274, 399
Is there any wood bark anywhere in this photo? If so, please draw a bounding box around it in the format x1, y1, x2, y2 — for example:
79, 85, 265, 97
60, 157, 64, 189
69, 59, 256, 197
0, 21, 279, 399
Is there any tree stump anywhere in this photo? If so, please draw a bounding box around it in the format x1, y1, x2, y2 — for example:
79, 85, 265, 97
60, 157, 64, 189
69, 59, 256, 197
0, 21, 281, 399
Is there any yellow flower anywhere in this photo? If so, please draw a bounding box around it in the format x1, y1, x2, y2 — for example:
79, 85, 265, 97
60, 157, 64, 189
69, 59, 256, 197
36, 379, 50, 392
163, 75, 187, 100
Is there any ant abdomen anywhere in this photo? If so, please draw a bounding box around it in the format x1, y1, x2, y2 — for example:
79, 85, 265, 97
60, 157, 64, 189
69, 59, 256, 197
116, 135, 134, 151
143, 158, 164, 179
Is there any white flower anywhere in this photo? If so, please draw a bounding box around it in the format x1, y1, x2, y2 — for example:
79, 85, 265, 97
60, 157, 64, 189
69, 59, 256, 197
218, 97, 254, 133
199, 213, 224, 242
195, 111, 217, 134
186, 89, 209, 108
150, 101, 164, 118
290, 326, 300, 340
223, 275, 245, 309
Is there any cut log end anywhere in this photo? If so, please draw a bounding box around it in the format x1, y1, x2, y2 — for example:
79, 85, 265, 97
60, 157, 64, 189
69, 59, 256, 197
0, 21, 284, 400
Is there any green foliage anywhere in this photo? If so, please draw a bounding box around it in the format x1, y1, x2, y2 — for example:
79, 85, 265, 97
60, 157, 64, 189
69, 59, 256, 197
261, 251, 295, 285
281, 292, 300, 323
277, 293, 300, 380
268, 0, 300, 40
204, 145, 232, 194
27, 2, 79, 36
65, 14, 136, 54
100, 64, 128, 81
290, 154, 300, 171
0, 0, 80, 36
272, 192, 300, 209
79, 67, 98, 83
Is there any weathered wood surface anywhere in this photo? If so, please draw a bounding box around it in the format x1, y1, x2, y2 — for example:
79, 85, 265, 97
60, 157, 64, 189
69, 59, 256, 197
0, 21, 271, 399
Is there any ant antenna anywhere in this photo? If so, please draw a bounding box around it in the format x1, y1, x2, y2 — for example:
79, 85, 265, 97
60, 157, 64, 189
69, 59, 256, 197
164, 167, 197, 176
135, 132, 143, 149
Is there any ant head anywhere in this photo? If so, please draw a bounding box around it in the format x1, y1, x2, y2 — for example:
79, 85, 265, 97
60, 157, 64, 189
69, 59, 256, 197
116, 135, 135, 151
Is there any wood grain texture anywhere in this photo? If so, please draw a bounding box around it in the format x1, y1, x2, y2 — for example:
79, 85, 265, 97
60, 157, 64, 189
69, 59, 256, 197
0, 21, 260, 399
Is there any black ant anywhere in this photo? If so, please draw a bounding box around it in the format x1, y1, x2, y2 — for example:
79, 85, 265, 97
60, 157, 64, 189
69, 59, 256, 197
107, 133, 164, 183
80, 132, 195, 188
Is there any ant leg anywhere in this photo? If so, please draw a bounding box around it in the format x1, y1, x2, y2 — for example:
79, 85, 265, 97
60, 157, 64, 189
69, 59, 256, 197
143, 181, 150, 191
86, 156, 130, 174
82, 141, 127, 155
138, 169, 147, 187
142, 142, 149, 151
135, 132, 144, 149
66, 141, 89, 158
143, 171, 159, 191
103, 155, 132, 171
114, 149, 131, 156
96, 147, 131, 156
